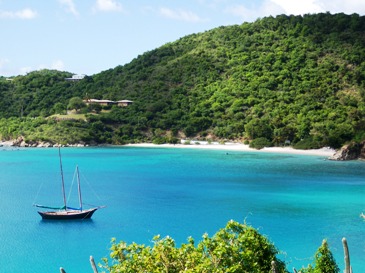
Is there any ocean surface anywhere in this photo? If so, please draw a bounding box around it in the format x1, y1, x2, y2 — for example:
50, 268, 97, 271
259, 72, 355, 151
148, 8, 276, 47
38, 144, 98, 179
0, 146, 364, 272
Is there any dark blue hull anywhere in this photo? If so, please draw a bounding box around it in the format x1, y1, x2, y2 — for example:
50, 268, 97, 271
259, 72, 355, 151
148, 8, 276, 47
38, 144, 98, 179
38, 208, 97, 220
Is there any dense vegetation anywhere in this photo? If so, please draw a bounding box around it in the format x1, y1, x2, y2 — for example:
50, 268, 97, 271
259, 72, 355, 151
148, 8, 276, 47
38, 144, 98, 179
101, 220, 339, 273
0, 13, 364, 148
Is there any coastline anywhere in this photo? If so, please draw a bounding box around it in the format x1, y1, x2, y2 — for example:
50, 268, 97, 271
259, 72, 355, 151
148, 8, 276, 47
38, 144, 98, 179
0, 139, 336, 157
125, 142, 336, 157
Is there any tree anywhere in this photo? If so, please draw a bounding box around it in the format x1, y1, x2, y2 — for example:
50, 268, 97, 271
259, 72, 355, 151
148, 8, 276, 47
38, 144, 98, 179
53, 102, 65, 115
300, 239, 339, 273
88, 103, 102, 113
102, 220, 288, 273
68, 97, 85, 113
249, 137, 272, 149
313, 240, 340, 273
245, 118, 273, 140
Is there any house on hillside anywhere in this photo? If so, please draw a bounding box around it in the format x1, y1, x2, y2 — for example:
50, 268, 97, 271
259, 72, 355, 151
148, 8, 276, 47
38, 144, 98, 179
84, 99, 116, 106
65, 74, 86, 81
117, 100, 133, 107
84, 99, 133, 107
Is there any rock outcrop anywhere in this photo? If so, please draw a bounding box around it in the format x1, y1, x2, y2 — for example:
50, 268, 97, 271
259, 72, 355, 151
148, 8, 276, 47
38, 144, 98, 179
329, 141, 365, 161
2, 136, 87, 148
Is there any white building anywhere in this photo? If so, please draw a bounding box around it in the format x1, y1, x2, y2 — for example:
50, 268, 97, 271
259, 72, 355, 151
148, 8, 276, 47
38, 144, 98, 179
65, 74, 86, 81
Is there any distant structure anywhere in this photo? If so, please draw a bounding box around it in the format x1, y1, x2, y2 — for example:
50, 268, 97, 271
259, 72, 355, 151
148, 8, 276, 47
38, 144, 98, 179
84, 99, 115, 107
117, 100, 133, 107
65, 74, 86, 81
84, 99, 133, 107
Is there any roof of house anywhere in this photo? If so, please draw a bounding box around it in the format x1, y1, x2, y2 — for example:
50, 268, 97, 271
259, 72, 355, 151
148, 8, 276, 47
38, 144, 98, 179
65, 74, 86, 81
117, 100, 133, 103
84, 99, 134, 105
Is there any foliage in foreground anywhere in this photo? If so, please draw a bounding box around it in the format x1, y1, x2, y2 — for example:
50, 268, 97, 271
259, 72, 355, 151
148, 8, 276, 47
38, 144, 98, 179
300, 240, 340, 273
101, 220, 339, 273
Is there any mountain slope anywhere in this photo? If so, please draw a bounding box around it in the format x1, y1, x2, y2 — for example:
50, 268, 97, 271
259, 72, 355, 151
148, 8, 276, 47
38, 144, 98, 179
1, 13, 365, 148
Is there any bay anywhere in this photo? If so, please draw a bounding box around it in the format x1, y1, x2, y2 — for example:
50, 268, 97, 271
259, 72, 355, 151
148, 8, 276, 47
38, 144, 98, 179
0, 147, 364, 272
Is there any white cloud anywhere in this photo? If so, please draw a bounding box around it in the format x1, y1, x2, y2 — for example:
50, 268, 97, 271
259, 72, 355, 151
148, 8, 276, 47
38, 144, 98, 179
37, 60, 65, 72
1, 60, 68, 77
318, 0, 365, 14
159, 7, 205, 22
19, 66, 32, 75
225, 0, 365, 22
59, 0, 79, 16
50, 60, 65, 71
270, 0, 324, 15
0, 8, 37, 19
225, 1, 284, 22
8, 60, 66, 76
93, 0, 124, 13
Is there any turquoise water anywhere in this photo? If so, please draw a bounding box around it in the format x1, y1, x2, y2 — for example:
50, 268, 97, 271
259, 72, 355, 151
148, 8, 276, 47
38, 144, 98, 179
0, 147, 364, 272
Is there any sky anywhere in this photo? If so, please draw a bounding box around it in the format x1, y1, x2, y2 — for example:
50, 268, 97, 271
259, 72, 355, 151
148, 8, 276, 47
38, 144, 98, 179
0, 0, 364, 77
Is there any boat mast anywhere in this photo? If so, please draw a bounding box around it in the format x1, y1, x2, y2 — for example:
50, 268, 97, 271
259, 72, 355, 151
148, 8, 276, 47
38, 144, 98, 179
58, 147, 67, 210
76, 165, 83, 211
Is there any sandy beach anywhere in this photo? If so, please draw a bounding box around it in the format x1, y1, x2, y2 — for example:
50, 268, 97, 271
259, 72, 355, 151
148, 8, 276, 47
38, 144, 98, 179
126, 142, 336, 157
0, 139, 336, 157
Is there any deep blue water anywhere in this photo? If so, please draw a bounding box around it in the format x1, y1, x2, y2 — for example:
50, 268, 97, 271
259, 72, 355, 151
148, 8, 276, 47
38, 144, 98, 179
0, 147, 364, 272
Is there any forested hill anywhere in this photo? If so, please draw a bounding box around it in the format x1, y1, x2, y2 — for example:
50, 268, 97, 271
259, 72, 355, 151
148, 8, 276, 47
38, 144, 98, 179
0, 12, 365, 148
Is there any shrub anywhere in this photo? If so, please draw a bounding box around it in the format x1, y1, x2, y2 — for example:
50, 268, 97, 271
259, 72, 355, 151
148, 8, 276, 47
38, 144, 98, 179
166, 137, 179, 144
152, 136, 166, 144
299, 240, 339, 273
293, 137, 322, 150
249, 137, 272, 149
102, 220, 288, 273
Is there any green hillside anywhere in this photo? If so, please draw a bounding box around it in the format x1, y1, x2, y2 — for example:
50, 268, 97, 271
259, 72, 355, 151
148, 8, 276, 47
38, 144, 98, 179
0, 13, 364, 148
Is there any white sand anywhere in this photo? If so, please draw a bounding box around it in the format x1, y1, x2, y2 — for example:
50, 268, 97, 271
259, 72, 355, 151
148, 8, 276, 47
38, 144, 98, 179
126, 142, 336, 157
0, 139, 336, 157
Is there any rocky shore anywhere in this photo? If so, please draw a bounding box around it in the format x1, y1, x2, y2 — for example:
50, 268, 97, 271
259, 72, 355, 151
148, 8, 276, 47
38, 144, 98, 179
328, 141, 365, 161
0, 137, 87, 148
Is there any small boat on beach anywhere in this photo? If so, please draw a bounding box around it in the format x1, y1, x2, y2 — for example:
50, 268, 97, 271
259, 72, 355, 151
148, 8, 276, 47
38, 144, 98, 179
34, 148, 101, 220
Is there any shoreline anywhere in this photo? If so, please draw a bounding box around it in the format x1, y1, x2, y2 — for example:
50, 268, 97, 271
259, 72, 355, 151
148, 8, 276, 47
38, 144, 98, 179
0, 139, 336, 157
125, 143, 336, 157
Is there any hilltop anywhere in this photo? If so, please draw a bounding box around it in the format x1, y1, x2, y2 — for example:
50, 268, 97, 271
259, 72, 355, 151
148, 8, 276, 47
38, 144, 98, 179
0, 12, 364, 150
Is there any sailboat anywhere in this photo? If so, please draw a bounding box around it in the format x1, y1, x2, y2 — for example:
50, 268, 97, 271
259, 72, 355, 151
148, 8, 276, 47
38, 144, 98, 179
34, 148, 100, 220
